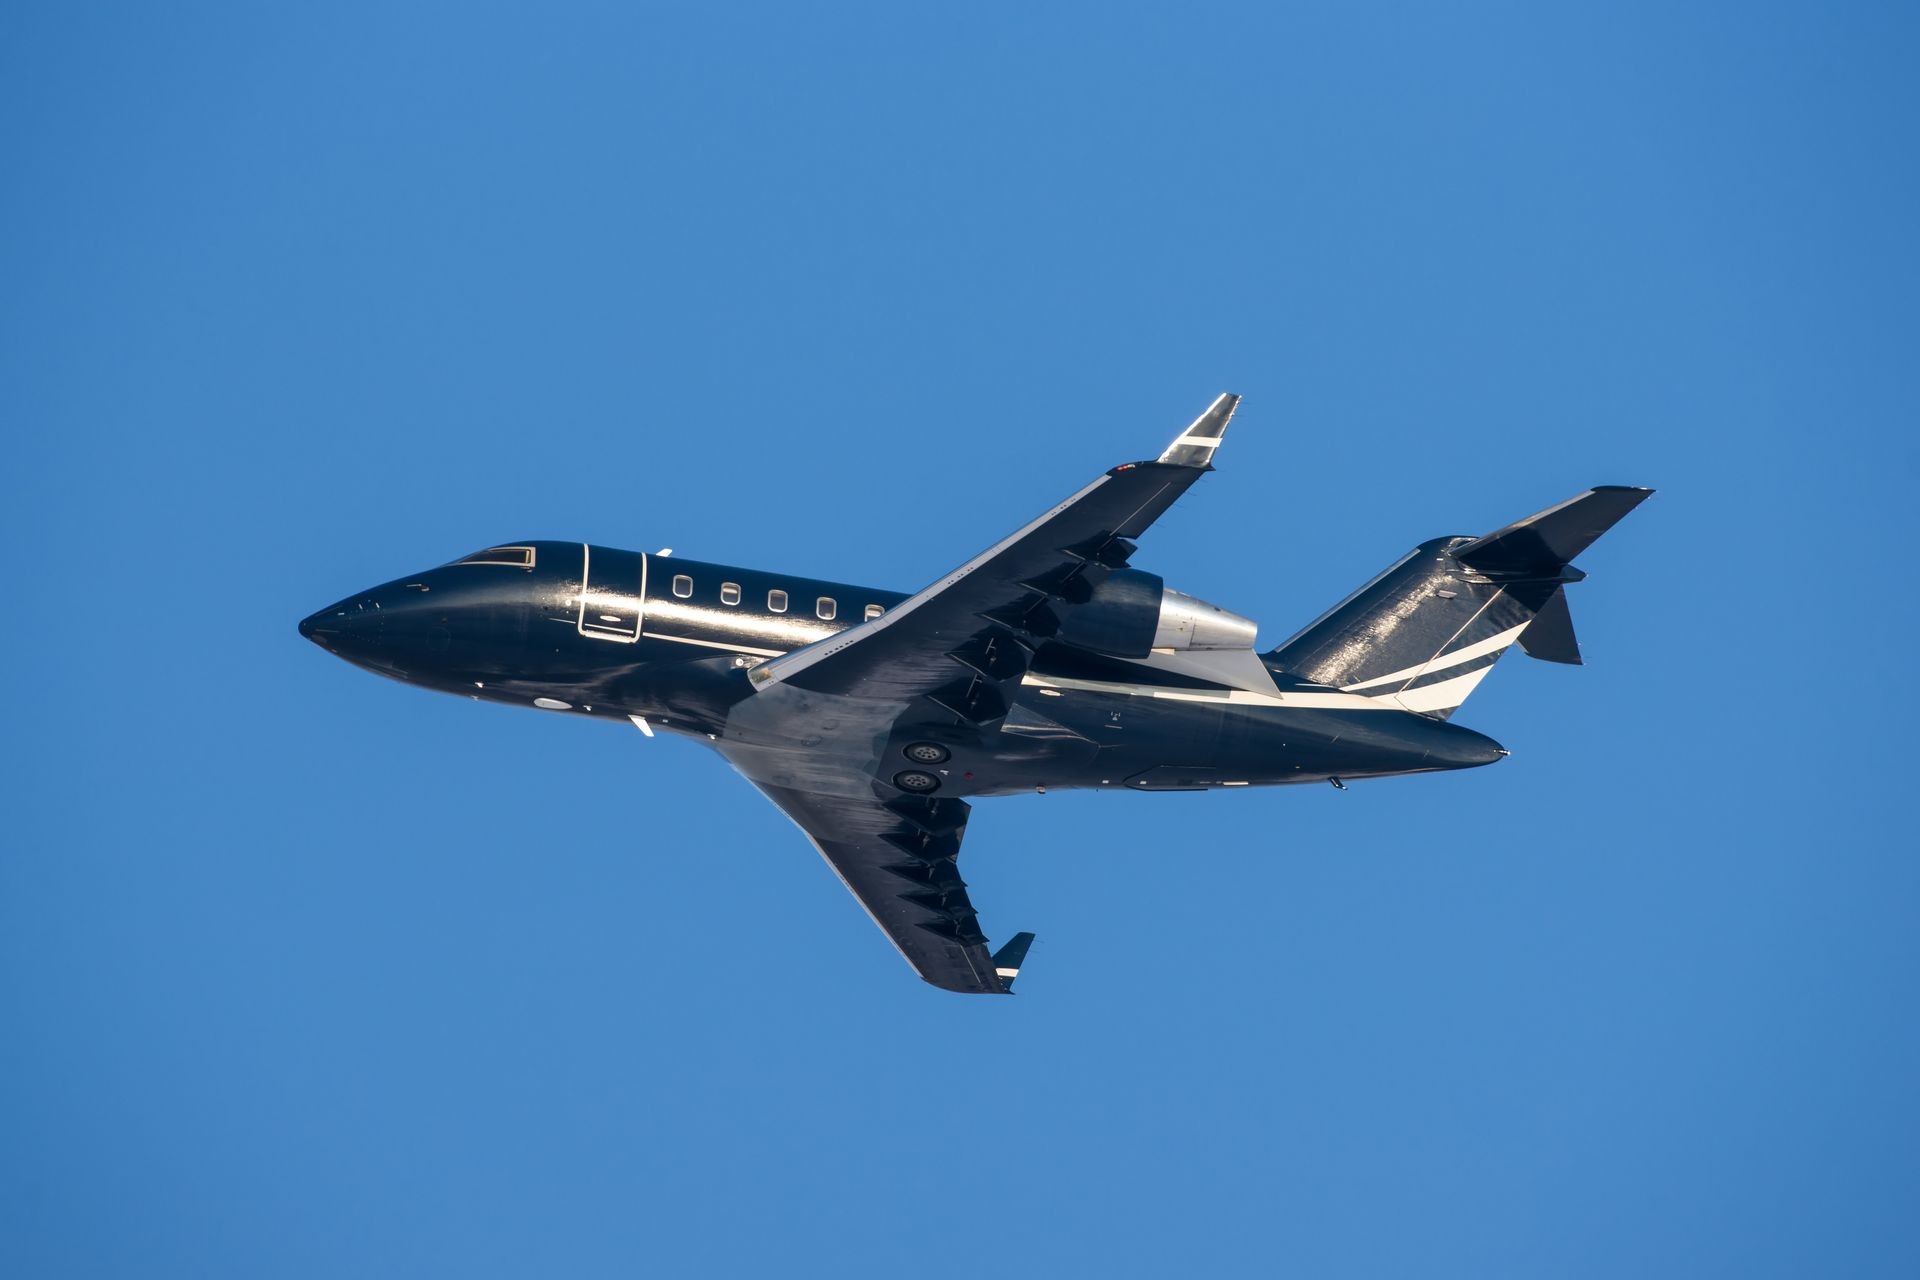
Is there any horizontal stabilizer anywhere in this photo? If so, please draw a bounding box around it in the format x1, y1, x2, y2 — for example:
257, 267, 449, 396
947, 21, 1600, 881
1517, 586, 1582, 665
1455, 486, 1653, 576
992, 931, 1036, 991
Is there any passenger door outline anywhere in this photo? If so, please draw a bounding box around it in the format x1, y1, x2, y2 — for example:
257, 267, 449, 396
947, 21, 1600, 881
576, 544, 645, 643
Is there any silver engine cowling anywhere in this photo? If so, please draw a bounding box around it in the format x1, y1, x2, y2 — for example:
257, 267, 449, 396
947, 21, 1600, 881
1151, 588, 1260, 651
1052, 569, 1258, 658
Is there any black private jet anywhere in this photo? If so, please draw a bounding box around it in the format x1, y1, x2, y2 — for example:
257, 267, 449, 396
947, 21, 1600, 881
300, 396, 1650, 994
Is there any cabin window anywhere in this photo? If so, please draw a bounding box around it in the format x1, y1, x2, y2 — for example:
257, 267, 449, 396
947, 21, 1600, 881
720, 582, 741, 606
672, 574, 693, 599
454, 546, 535, 568
768, 589, 788, 613
816, 597, 836, 621
864, 603, 884, 620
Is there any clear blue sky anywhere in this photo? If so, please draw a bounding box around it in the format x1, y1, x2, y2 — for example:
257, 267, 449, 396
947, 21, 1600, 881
4, 4, 1915, 1276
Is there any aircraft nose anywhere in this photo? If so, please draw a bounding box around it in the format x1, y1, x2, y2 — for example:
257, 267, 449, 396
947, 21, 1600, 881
299, 599, 377, 650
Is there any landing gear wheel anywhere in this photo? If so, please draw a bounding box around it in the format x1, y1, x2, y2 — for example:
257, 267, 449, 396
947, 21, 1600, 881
903, 742, 950, 765
893, 769, 941, 794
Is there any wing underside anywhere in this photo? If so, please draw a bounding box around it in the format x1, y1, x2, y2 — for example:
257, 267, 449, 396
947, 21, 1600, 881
714, 394, 1241, 992
741, 777, 1020, 994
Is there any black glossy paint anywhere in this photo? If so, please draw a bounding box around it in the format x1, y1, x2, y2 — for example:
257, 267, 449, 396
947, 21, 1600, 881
299, 411, 1646, 996
299, 540, 1504, 793
306, 546, 905, 739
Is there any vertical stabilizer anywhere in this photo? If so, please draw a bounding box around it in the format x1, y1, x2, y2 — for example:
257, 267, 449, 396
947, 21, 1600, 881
1266, 487, 1650, 718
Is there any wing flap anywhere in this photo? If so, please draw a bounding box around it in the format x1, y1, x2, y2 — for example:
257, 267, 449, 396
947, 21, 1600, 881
742, 775, 1020, 994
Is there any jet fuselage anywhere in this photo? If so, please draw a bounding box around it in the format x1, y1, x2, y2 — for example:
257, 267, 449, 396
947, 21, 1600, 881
300, 540, 1506, 797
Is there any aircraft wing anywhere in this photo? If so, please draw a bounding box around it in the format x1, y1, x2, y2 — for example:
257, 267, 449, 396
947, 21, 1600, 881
748, 393, 1240, 714
727, 769, 1034, 995
716, 395, 1236, 991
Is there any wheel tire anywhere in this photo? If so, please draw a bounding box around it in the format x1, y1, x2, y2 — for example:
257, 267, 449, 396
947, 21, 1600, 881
893, 770, 941, 794
903, 742, 950, 765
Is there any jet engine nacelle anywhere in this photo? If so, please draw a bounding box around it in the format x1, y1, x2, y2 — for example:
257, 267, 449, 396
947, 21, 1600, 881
1054, 569, 1258, 659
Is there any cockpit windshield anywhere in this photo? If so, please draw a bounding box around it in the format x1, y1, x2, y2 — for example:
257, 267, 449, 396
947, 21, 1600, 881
451, 546, 536, 568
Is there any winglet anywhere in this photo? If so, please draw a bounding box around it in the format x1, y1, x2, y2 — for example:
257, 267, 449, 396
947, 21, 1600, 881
992, 931, 1036, 992
1157, 393, 1240, 468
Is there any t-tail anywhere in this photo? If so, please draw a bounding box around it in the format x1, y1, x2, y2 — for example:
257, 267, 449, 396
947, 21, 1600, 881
1266, 486, 1653, 719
